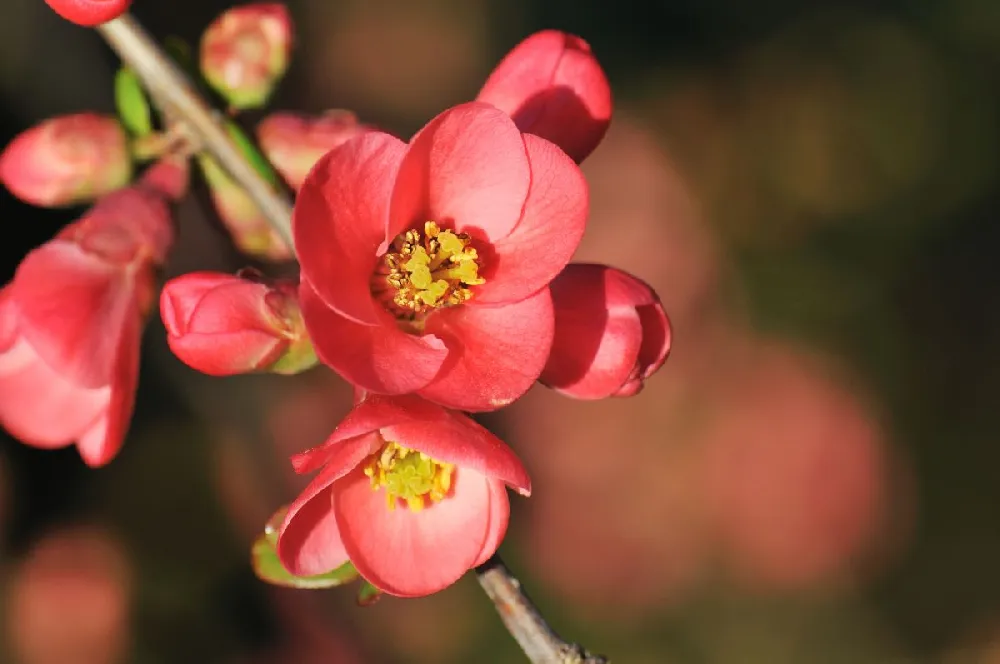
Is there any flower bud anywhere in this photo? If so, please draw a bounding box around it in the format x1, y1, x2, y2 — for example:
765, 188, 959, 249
477, 30, 612, 163
198, 155, 292, 260
160, 271, 317, 376
257, 110, 368, 190
540, 263, 670, 399
43, 0, 131, 26
200, 3, 293, 110
0, 113, 132, 208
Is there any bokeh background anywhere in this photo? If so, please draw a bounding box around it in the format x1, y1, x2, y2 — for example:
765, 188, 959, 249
1, 0, 999, 662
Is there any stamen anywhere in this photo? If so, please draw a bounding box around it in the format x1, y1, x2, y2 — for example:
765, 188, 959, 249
362, 440, 455, 512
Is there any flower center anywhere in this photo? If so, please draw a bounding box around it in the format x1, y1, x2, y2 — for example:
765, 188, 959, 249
375, 221, 485, 318
362, 440, 455, 512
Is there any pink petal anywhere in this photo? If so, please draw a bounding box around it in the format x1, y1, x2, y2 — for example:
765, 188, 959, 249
76, 299, 142, 467
474, 479, 511, 566
380, 409, 531, 495
389, 102, 530, 243
333, 466, 492, 597
11, 240, 131, 389
291, 395, 448, 474
300, 280, 447, 395
474, 134, 588, 304
159, 272, 241, 336
418, 288, 554, 411
293, 132, 406, 325
166, 331, 285, 376
277, 432, 382, 576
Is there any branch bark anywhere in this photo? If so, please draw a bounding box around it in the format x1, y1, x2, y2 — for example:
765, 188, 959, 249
476, 555, 608, 664
95, 13, 295, 250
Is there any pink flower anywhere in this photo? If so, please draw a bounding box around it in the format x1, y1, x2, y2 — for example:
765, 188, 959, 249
0, 113, 131, 208
276, 394, 531, 597
43, 0, 131, 26
477, 30, 612, 163
0, 169, 176, 467
294, 101, 588, 411
200, 3, 293, 110
160, 271, 316, 376
257, 111, 369, 191
540, 264, 670, 399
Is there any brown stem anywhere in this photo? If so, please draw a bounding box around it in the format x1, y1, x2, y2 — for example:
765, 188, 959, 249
95, 13, 295, 251
476, 555, 608, 664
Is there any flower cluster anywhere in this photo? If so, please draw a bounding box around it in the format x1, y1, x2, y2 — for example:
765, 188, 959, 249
2, 4, 670, 599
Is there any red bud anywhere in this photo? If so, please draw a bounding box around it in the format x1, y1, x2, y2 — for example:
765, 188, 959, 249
257, 111, 368, 190
43, 0, 131, 27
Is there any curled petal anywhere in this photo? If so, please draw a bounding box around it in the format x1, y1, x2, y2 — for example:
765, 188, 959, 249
300, 281, 447, 395
294, 132, 406, 325
333, 466, 492, 597
474, 134, 588, 305
390, 102, 530, 244
419, 287, 554, 412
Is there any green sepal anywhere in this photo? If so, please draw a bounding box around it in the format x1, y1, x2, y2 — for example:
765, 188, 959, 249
224, 120, 280, 187
357, 580, 383, 606
251, 507, 361, 589
114, 68, 153, 137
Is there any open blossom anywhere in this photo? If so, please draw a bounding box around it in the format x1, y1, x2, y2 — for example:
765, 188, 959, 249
294, 101, 588, 411
477, 30, 612, 163
43, 0, 131, 26
201, 3, 293, 110
160, 271, 317, 376
276, 394, 531, 597
540, 264, 670, 399
257, 111, 369, 191
0, 163, 180, 466
0, 113, 131, 208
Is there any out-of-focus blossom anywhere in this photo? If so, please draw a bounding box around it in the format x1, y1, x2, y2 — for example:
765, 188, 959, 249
160, 271, 316, 376
0, 161, 180, 466
6, 527, 132, 664
477, 30, 612, 163
200, 3, 293, 110
43, 0, 131, 27
198, 155, 292, 260
699, 343, 892, 590
276, 394, 530, 597
0, 113, 131, 208
257, 110, 369, 191
295, 102, 587, 411
541, 263, 670, 399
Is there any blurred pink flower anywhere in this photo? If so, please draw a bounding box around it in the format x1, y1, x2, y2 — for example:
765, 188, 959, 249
256, 110, 369, 191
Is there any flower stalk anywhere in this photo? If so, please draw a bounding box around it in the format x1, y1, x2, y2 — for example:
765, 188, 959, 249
95, 11, 605, 663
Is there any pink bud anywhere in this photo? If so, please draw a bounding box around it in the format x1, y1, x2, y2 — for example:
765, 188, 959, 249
160, 271, 316, 377
43, 0, 131, 27
0, 113, 132, 208
256, 111, 368, 190
477, 30, 612, 163
540, 263, 670, 399
200, 3, 293, 110
198, 155, 292, 260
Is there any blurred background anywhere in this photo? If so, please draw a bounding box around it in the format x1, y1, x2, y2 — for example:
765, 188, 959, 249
1, 0, 999, 662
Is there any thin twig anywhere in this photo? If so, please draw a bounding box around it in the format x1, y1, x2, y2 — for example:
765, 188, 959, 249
95, 13, 295, 250
476, 555, 608, 664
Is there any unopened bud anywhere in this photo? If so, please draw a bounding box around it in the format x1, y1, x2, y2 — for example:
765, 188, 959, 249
160, 271, 317, 376
0, 113, 132, 208
200, 3, 293, 110
44, 0, 131, 26
257, 110, 368, 190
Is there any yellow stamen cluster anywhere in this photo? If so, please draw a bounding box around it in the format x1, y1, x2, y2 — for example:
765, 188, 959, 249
381, 221, 484, 315
363, 440, 455, 512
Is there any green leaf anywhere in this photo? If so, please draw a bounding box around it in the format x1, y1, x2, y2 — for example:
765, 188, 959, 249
357, 580, 383, 606
115, 68, 153, 137
224, 120, 280, 187
252, 532, 361, 590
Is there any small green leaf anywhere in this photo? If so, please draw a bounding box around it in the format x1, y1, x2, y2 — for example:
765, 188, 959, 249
224, 120, 280, 187
252, 532, 360, 589
115, 68, 153, 137
357, 580, 383, 606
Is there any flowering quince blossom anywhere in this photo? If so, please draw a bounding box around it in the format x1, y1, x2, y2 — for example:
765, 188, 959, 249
0, 113, 132, 208
160, 270, 316, 376
0, 159, 184, 467
200, 3, 293, 110
540, 264, 670, 399
276, 394, 531, 597
477, 30, 612, 163
257, 110, 370, 191
43, 0, 131, 26
294, 101, 588, 412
